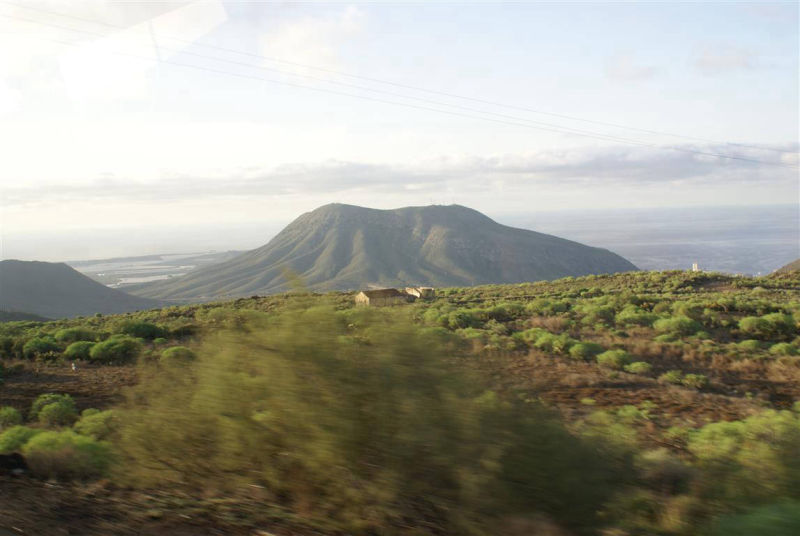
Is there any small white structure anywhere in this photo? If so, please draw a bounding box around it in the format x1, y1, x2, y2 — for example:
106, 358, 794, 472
692, 263, 700, 272
404, 286, 435, 299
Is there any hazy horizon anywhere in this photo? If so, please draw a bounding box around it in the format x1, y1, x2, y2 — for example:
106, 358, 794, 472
3, 203, 796, 276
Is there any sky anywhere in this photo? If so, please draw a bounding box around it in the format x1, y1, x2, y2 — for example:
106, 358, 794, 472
0, 0, 798, 260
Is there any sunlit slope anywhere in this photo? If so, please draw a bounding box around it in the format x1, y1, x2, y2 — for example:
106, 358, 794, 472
130, 204, 638, 300
776, 259, 800, 273
0, 260, 160, 319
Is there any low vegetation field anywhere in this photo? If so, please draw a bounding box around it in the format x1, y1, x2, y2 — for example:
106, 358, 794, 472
2, 270, 799, 535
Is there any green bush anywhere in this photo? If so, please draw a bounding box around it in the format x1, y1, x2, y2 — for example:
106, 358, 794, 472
160, 346, 196, 366
688, 410, 800, 506
0, 426, 42, 453
446, 310, 481, 330
653, 316, 702, 336
116, 306, 627, 533
22, 337, 60, 359
681, 373, 709, 390
38, 400, 79, 426
0, 406, 22, 429
710, 501, 800, 536
738, 339, 764, 351
624, 362, 653, 375
580, 305, 616, 326
615, 306, 658, 327
73, 410, 116, 440
659, 370, 684, 385
54, 328, 96, 343
117, 320, 167, 340
740, 313, 797, 340
63, 341, 95, 360
569, 342, 605, 360
30, 393, 77, 422
596, 349, 633, 370
770, 343, 798, 356
22, 430, 113, 480
532, 332, 575, 354
89, 336, 141, 364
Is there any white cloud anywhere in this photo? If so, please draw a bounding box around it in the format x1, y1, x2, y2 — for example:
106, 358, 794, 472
605, 54, 657, 81
694, 44, 757, 75
3, 143, 795, 208
259, 5, 365, 77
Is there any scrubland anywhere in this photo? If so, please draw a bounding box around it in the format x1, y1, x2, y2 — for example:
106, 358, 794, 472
1, 270, 799, 535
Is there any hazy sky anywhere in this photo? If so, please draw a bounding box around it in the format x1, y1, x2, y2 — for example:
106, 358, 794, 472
1, 0, 798, 260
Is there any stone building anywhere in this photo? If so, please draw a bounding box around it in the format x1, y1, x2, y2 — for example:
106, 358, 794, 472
354, 288, 412, 307
404, 286, 435, 299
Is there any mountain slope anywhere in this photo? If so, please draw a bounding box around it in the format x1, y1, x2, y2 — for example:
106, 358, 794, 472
775, 259, 800, 273
0, 260, 160, 319
130, 204, 638, 300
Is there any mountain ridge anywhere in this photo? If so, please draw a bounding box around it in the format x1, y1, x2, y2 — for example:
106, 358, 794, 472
128, 203, 638, 300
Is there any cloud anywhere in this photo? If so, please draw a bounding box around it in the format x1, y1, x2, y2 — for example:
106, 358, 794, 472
694, 45, 758, 75
3, 143, 796, 207
259, 5, 365, 77
605, 54, 658, 81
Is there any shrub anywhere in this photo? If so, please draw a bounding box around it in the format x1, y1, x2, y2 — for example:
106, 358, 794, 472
688, 410, 800, 506
63, 341, 95, 360
659, 370, 684, 385
596, 350, 633, 370
710, 500, 800, 536
446, 310, 481, 330
580, 305, 616, 326
39, 400, 79, 426
0, 426, 42, 453
159, 346, 196, 366
54, 328, 96, 343
770, 343, 798, 356
654, 316, 701, 336
22, 337, 60, 360
89, 337, 141, 364
30, 394, 77, 422
615, 306, 658, 327
740, 313, 797, 340
681, 373, 709, 390
116, 306, 627, 533
738, 339, 764, 351
117, 320, 167, 340
0, 406, 22, 429
22, 430, 113, 480
624, 362, 653, 375
569, 342, 605, 361
73, 410, 116, 440
533, 332, 574, 354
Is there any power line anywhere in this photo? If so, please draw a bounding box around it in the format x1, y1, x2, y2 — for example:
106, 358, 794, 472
4, 11, 706, 151
3, 0, 796, 156
1, 14, 796, 169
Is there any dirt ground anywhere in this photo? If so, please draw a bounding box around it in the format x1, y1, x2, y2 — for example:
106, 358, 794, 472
0, 363, 138, 414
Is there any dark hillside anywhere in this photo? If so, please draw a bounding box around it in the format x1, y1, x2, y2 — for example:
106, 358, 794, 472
0, 260, 160, 319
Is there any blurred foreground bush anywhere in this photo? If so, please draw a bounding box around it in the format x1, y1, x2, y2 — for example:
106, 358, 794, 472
22, 430, 113, 480
116, 306, 627, 534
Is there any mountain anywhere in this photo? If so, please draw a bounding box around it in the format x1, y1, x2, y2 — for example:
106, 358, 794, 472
129, 204, 637, 301
775, 259, 800, 273
0, 260, 160, 319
